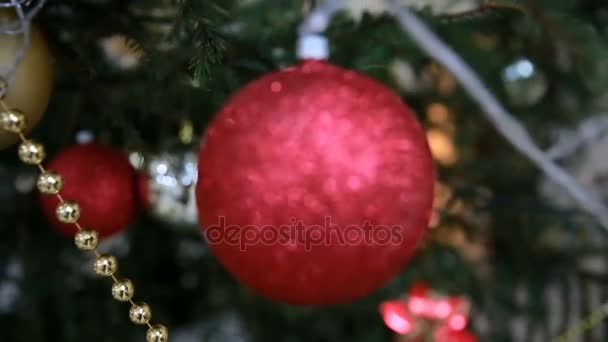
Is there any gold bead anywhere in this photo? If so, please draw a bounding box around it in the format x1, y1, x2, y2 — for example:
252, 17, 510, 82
37, 171, 63, 194
112, 278, 134, 302
74, 229, 99, 251
147, 324, 168, 342
93, 254, 118, 276
0, 109, 26, 133
18, 140, 45, 164
129, 302, 152, 325
56, 201, 80, 223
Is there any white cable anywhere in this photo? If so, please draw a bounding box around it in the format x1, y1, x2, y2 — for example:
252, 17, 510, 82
385, 0, 608, 231
298, 0, 344, 35
546, 114, 608, 160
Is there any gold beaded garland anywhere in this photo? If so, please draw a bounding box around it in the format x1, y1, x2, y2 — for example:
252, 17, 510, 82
18, 140, 45, 164
112, 278, 135, 302
129, 303, 152, 325
1, 96, 167, 339
74, 229, 99, 251
0, 109, 26, 133
147, 325, 169, 342
93, 254, 118, 276
56, 201, 81, 223
37, 171, 63, 194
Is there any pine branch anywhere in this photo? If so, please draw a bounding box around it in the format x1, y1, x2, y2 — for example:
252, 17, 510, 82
176, 0, 227, 86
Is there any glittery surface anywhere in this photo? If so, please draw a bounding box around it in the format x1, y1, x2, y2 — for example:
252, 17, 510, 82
40, 144, 138, 238
197, 60, 434, 305
139, 149, 199, 228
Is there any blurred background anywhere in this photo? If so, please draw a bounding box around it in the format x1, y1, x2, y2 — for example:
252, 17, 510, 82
1, 0, 608, 341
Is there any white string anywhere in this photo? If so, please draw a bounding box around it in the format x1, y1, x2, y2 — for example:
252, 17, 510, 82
385, 0, 608, 231
546, 114, 608, 160
298, 0, 344, 35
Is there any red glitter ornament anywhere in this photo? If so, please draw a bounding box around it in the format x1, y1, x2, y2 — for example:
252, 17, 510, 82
40, 143, 138, 238
197, 60, 434, 305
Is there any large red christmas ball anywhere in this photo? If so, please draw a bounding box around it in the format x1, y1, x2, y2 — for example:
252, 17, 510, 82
197, 60, 434, 305
40, 143, 138, 238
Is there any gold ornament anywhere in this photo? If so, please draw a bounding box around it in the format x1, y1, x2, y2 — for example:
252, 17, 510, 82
74, 229, 99, 251
0, 16, 53, 149
0, 108, 25, 133
147, 325, 169, 342
37, 171, 63, 194
56, 201, 80, 223
93, 255, 118, 276
18, 140, 45, 164
112, 278, 135, 302
129, 302, 152, 325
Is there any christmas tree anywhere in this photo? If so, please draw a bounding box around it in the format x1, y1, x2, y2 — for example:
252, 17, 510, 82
1, 0, 608, 341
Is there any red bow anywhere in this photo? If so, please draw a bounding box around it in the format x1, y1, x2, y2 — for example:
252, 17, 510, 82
380, 282, 477, 342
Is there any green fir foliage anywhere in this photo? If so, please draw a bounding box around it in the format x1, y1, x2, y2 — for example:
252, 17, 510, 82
1, 0, 608, 341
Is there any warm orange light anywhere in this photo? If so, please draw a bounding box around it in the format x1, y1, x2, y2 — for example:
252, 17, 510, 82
430, 181, 453, 228
427, 103, 450, 125
427, 63, 457, 95
426, 129, 458, 166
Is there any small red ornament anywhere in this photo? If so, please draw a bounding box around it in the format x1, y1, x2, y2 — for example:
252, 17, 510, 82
40, 143, 138, 238
197, 60, 435, 305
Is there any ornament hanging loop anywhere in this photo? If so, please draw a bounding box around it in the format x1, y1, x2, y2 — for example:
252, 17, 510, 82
296, 0, 344, 60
